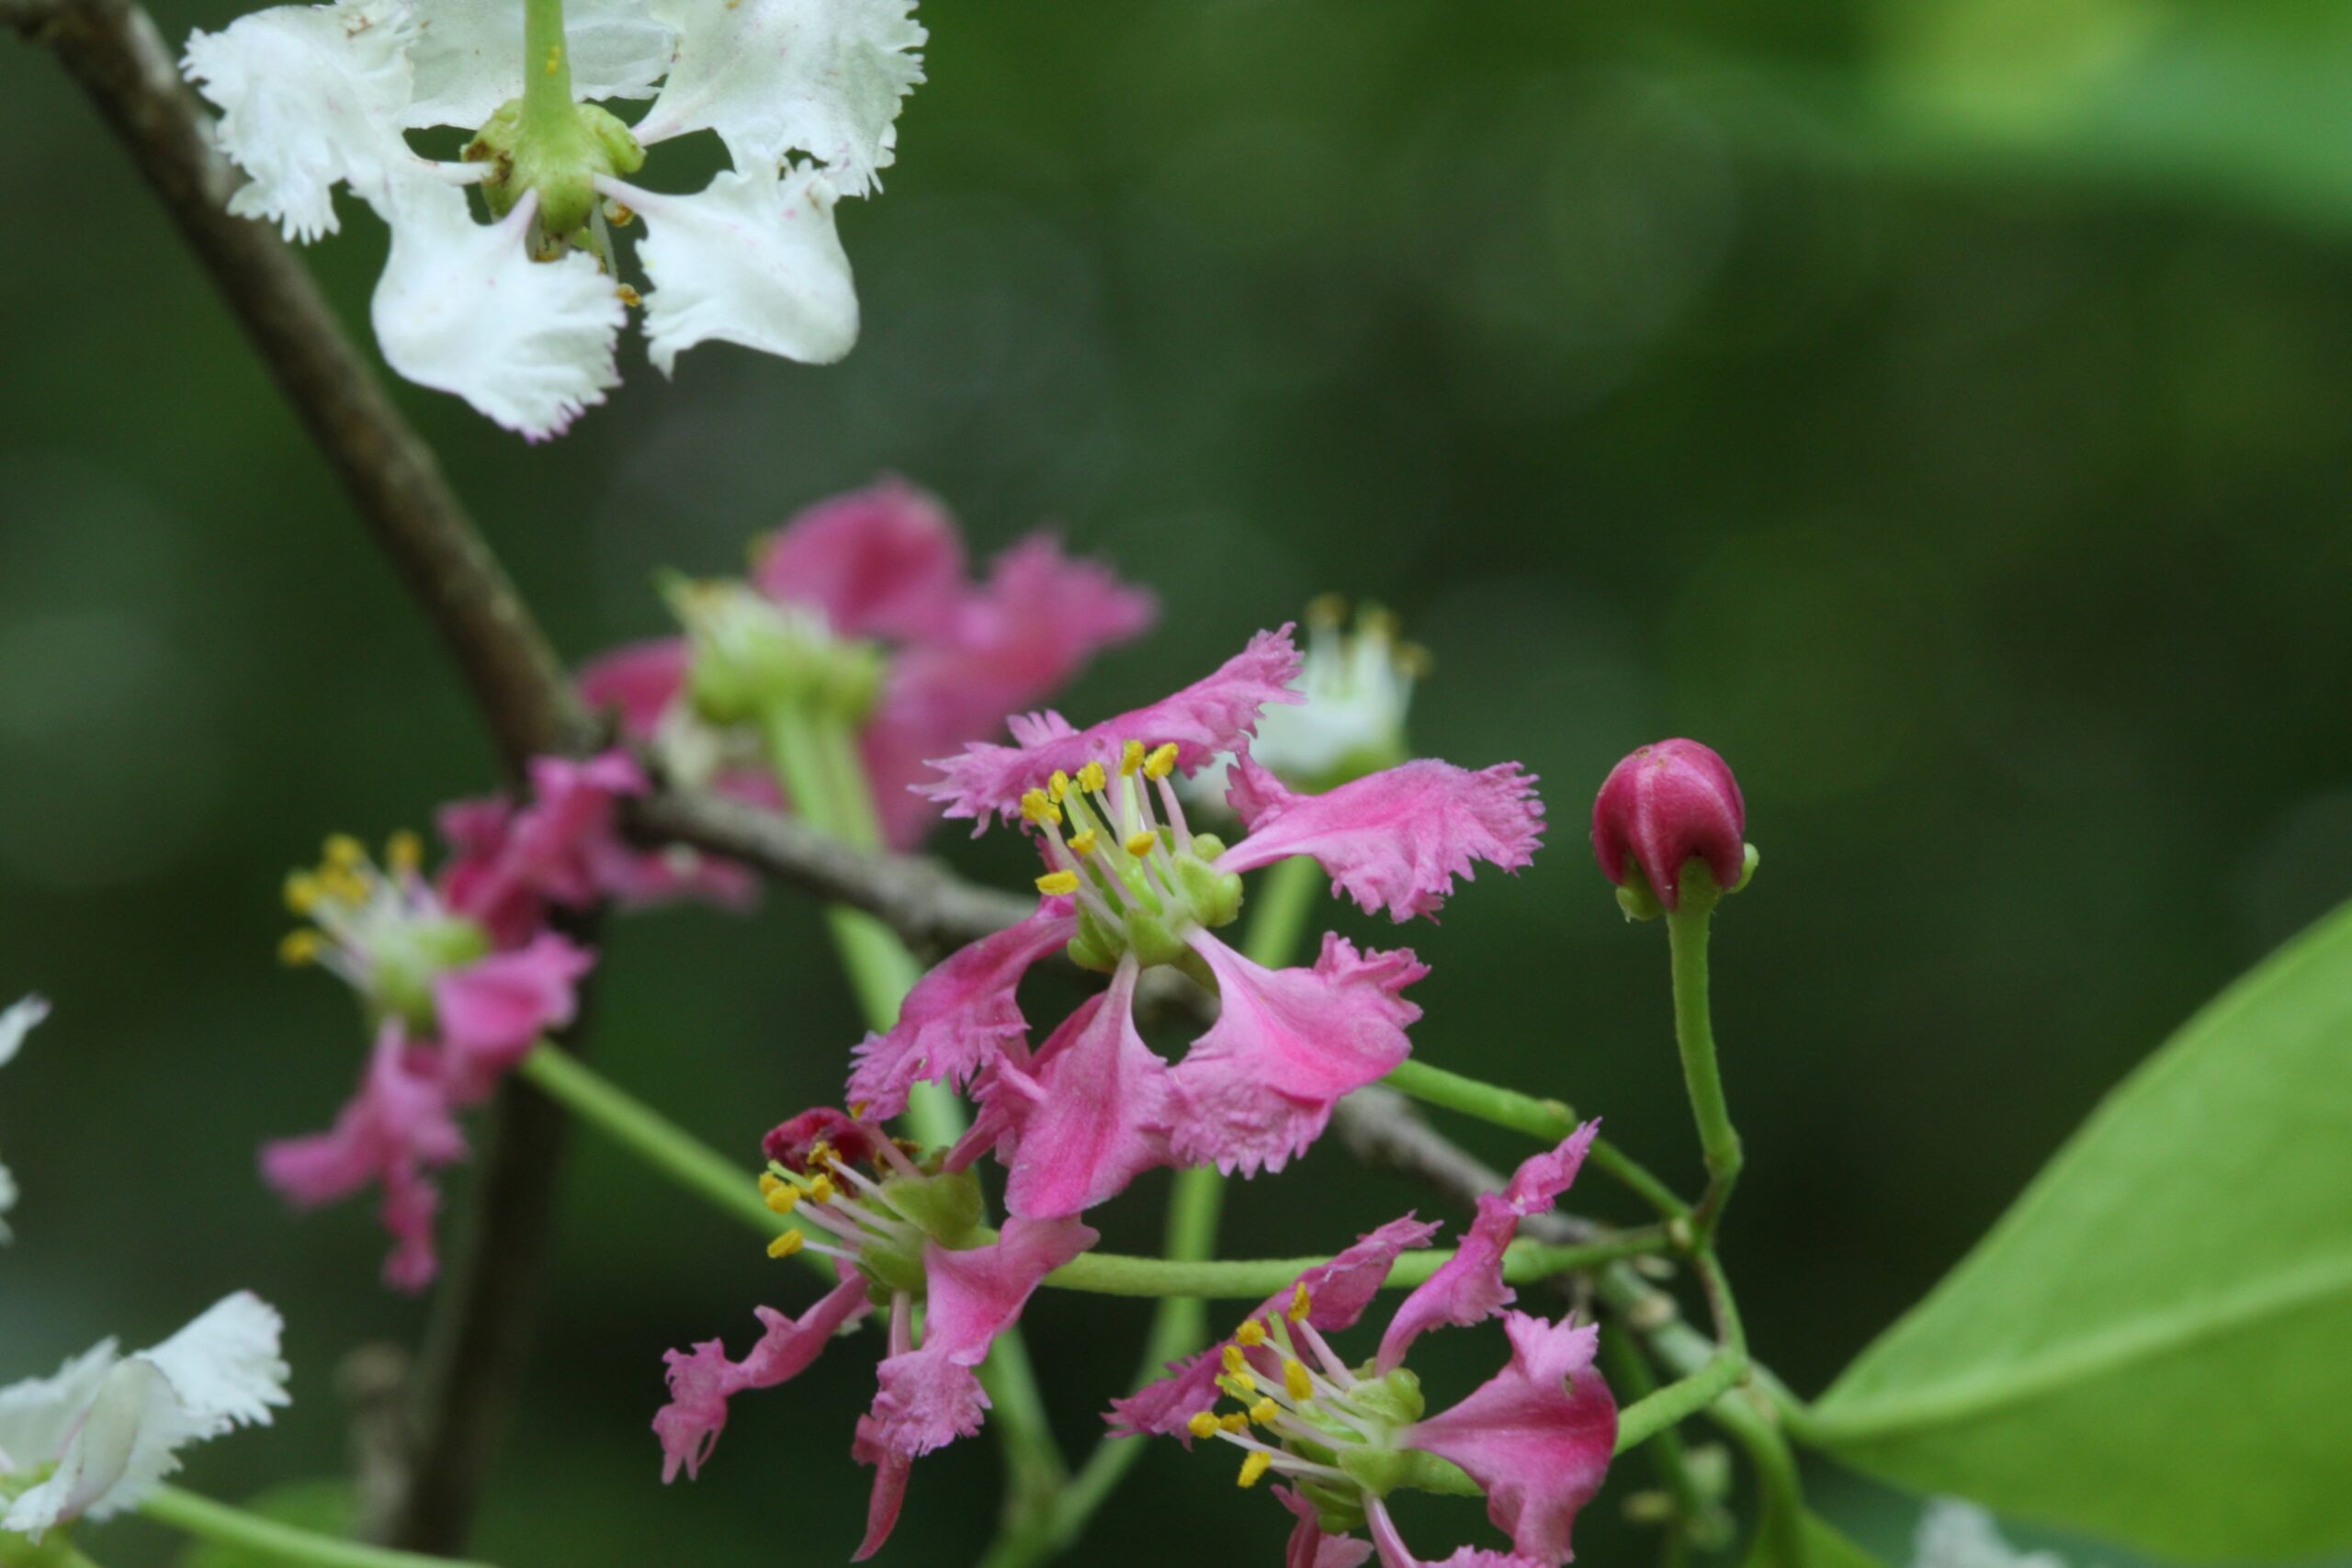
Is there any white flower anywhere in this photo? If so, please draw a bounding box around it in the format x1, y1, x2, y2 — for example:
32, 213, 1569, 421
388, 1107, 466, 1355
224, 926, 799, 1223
0, 1293, 290, 1540
0, 994, 48, 1245
1913, 1502, 2077, 1568
181, 0, 923, 438
1187, 600, 1424, 807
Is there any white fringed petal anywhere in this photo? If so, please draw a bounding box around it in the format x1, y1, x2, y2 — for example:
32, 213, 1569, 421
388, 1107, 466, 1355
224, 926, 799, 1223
0, 994, 44, 1245
370, 181, 624, 439
0, 1294, 288, 1540
182, 0, 420, 242
633, 0, 922, 195
613, 165, 858, 374
402, 0, 678, 130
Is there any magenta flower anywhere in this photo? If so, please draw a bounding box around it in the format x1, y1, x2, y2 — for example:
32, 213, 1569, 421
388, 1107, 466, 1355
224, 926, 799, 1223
576, 478, 1154, 850
439, 751, 753, 945
1590, 739, 1747, 912
260, 1026, 466, 1291
266, 808, 602, 1290
655, 1111, 1094, 1560
851, 629, 1543, 1216
1118, 1129, 1614, 1567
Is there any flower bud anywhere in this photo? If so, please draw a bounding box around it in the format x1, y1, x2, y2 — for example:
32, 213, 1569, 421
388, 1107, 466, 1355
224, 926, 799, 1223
1590, 739, 1749, 914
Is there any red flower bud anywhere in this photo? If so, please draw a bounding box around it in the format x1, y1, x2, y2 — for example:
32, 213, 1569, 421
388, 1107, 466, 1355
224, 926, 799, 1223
762, 1107, 881, 1173
1590, 739, 1747, 911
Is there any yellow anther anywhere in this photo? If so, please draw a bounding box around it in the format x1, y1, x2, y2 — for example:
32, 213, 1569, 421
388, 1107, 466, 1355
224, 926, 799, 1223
1047, 770, 1071, 802
1020, 789, 1061, 826
1287, 1284, 1312, 1323
766, 1229, 805, 1259
283, 872, 322, 915
1035, 870, 1080, 897
1249, 1398, 1279, 1425
277, 930, 322, 967
1235, 1320, 1269, 1348
386, 829, 423, 876
1283, 1359, 1314, 1401
1186, 1411, 1221, 1440
1306, 592, 1348, 628
1144, 743, 1180, 780
1217, 1372, 1258, 1400
1221, 1344, 1250, 1376
758, 1171, 786, 1195
851, 1100, 871, 1118
1124, 830, 1159, 857
320, 867, 368, 905
604, 199, 638, 227
806, 1141, 837, 1170
1237, 1451, 1272, 1489
322, 833, 366, 869
1121, 739, 1147, 776
1076, 761, 1107, 795
1068, 830, 1098, 857
764, 1185, 801, 1215
807, 1175, 836, 1204
1218, 1412, 1250, 1434
616, 283, 643, 309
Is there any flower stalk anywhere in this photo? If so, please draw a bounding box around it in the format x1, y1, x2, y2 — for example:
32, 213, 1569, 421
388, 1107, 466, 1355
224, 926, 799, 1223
141, 1486, 496, 1568
1668, 898, 1741, 1236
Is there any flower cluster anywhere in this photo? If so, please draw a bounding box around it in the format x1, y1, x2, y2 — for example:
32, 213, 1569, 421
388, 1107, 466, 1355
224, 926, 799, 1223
1114, 1129, 1614, 1568
265, 750, 706, 1288
580, 477, 1154, 850
657, 623, 1570, 1559
183, 0, 925, 436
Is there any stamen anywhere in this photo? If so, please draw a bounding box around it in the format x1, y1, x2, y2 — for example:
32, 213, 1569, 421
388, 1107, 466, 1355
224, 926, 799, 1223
764, 1185, 801, 1215
283, 873, 322, 916
1020, 789, 1062, 827
1288, 1284, 1313, 1323
1220, 1345, 1250, 1376
323, 834, 366, 870
387, 830, 423, 877
767, 1229, 806, 1259
1036, 870, 1080, 897
277, 930, 322, 966
1237, 1451, 1272, 1488
1076, 761, 1107, 795
1048, 770, 1072, 802
1235, 1320, 1269, 1348
1120, 739, 1147, 776
1283, 1359, 1314, 1402
1187, 1411, 1221, 1440
1068, 829, 1098, 857
1124, 830, 1159, 857
1248, 1398, 1279, 1425
1144, 743, 1179, 780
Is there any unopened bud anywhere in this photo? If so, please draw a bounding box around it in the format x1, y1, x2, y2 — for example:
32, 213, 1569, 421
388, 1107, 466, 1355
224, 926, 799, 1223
1590, 739, 1751, 916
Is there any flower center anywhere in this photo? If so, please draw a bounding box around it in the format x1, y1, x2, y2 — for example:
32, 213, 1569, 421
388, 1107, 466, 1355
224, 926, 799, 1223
1021, 740, 1243, 973
279, 833, 490, 1031
666, 578, 886, 727
758, 1139, 985, 1305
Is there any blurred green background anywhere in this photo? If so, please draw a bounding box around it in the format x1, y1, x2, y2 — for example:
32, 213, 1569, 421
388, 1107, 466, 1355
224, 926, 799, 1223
6, 0, 2351, 1562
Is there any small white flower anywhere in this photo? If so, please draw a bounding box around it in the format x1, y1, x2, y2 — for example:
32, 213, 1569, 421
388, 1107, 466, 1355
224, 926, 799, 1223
1188, 600, 1424, 806
0, 994, 48, 1245
0, 1293, 290, 1540
1913, 1502, 2077, 1568
181, 0, 923, 438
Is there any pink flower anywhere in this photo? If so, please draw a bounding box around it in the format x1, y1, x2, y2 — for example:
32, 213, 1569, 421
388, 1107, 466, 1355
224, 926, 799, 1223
260, 1026, 467, 1291
1279, 1485, 1375, 1568
654, 1115, 1096, 1560
439, 751, 752, 944
1590, 739, 1746, 912
434, 932, 596, 1102
577, 479, 1153, 850
1122, 1131, 1613, 1566
854, 633, 1544, 1213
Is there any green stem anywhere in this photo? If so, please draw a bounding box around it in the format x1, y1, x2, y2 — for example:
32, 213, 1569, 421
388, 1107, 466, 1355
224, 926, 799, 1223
518, 0, 573, 126
1614, 1350, 1747, 1453
1600, 1325, 1726, 1553
1715, 1394, 1808, 1568
141, 1486, 496, 1568
1046, 1232, 1668, 1298
1667, 905, 1740, 1235
1378, 1057, 1690, 1219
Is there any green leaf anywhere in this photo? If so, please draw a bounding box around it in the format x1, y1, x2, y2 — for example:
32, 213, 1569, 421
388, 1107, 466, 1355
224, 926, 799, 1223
1810, 899, 2352, 1560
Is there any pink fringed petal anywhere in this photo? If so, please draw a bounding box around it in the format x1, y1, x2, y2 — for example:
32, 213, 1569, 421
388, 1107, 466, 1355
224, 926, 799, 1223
996, 963, 1173, 1219
653, 1273, 873, 1483
846, 901, 1076, 1118
1166, 931, 1425, 1178
433, 932, 596, 1102
1217, 753, 1545, 922
752, 478, 970, 644
923, 626, 1303, 829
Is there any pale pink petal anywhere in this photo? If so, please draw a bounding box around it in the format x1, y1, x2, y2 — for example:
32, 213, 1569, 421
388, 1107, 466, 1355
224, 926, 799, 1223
996, 963, 1173, 1219
433, 933, 596, 1103
653, 1273, 872, 1483
924, 626, 1303, 829
1376, 1123, 1597, 1372
259, 1026, 467, 1292
1166, 932, 1425, 1177
1107, 1215, 1440, 1440
1402, 1312, 1617, 1565
1279, 1484, 1375, 1568
1366, 1500, 1546, 1568
846, 901, 1076, 1117
752, 478, 967, 642
576, 637, 690, 739
850, 1446, 912, 1562
1216, 753, 1545, 922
